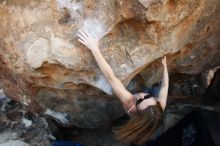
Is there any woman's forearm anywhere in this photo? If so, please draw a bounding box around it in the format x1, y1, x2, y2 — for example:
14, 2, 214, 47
162, 65, 169, 88
92, 49, 115, 81
158, 57, 169, 110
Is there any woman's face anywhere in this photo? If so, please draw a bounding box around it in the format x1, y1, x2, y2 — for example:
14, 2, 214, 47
135, 93, 157, 111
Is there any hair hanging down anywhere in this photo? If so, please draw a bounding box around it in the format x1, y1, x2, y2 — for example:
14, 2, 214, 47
113, 102, 163, 145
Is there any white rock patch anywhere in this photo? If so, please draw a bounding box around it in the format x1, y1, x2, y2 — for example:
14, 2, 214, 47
26, 38, 49, 68
0, 89, 6, 99
22, 118, 32, 128
44, 109, 69, 124
95, 75, 113, 95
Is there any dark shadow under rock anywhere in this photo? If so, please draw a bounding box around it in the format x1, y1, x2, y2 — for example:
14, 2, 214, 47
203, 69, 220, 105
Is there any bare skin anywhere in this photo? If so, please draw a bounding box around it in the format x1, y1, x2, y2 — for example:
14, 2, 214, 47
77, 28, 169, 113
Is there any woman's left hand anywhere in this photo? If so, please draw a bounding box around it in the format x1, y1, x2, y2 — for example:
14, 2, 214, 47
77, 28, 100, 52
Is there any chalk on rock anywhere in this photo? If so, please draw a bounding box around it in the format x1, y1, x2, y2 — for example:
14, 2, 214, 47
82, 19, 107, 39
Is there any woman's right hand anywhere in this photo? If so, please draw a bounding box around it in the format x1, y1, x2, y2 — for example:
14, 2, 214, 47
77, 28, 100, 52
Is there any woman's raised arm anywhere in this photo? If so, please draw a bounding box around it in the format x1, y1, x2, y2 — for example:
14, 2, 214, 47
77, 28, 133, 109
158, 56, 169, 110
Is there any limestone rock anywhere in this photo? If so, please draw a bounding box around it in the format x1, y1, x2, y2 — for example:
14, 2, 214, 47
0, 0, 220, 128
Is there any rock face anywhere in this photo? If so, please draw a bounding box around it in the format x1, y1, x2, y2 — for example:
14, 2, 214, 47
0, 0, 220, 128
0, 98, 51, 146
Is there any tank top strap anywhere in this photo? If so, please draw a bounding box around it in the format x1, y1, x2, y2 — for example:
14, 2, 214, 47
127, 95, 137, 115
153, 97, 160, 103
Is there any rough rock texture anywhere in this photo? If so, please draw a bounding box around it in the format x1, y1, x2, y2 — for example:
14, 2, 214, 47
0, 98, 51, 146
0, 0, 220, 129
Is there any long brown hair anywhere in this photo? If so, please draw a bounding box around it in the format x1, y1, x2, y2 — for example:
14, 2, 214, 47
113, 102, 163, 145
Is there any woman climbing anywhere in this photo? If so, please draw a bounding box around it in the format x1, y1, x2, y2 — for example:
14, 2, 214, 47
77, 28, 169, 145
